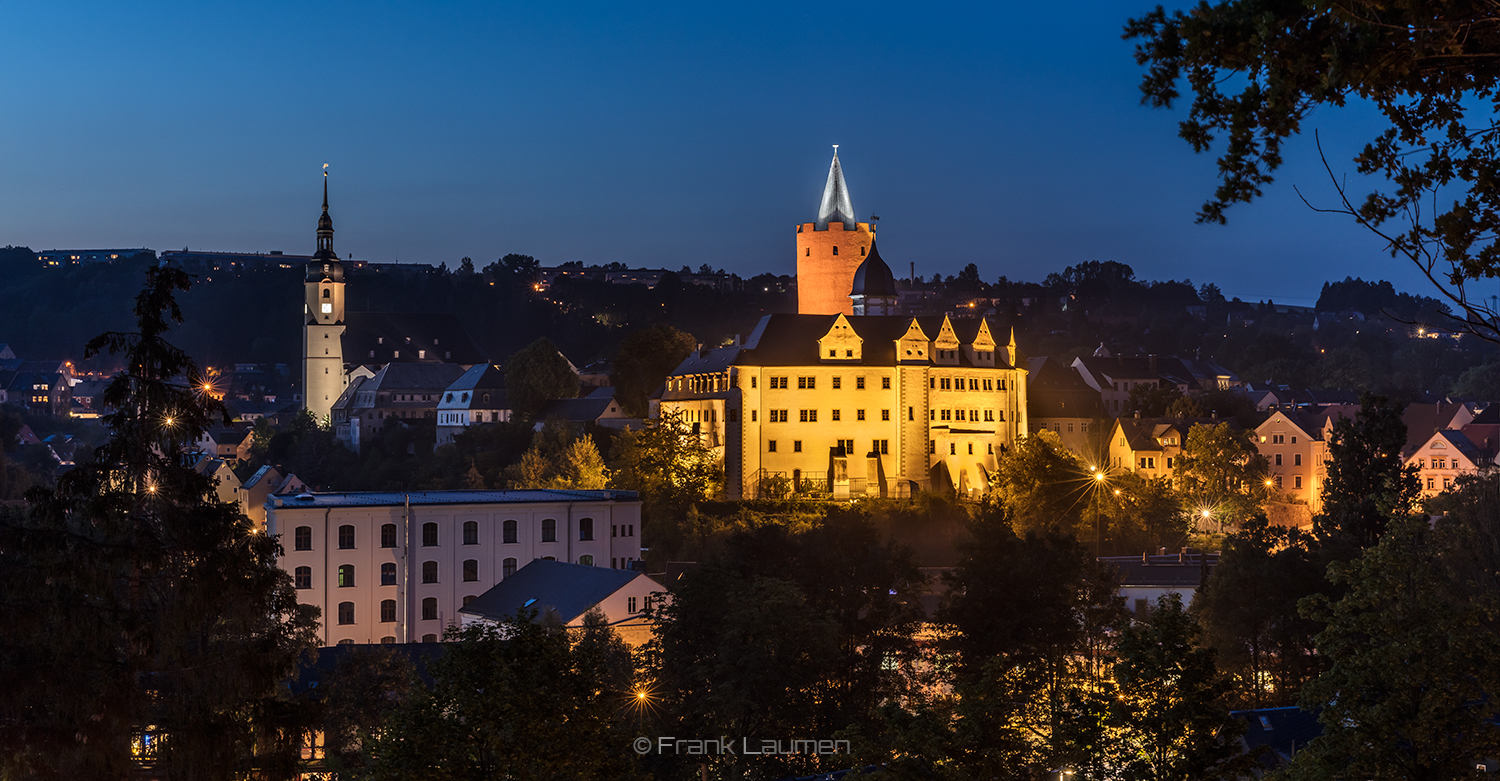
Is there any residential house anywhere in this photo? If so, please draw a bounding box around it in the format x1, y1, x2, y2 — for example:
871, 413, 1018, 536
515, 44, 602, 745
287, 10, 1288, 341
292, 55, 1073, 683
329, 362, 468, 453
192, 456, 242, 505
458, 559, 663, 647
239, 465, 307, 528
1105, 416, 1240, 480
1406, 429, 1492, 497
537, 387, 633, 431
1026, 356, 1106, 461
1099, 550, 1218, 616
435, 364, 511, 446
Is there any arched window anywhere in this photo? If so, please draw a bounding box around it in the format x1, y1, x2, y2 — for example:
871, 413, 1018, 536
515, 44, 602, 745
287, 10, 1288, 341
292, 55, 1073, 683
337, 564, 355, 587
463, 559, 479, 582
579, 555, 594, 566
294, 566, 312, 589
463, 594, 477, 607
422, 561, 438, 583
422, 633, 438, 642
579, 517, 594, 541
541, 518, 557, 543
463, 521, 478, 545
337, 602, 355, 625
294, 526, 312, 551
422, 522, 438, 547
381, 523, 397, 548
380, 636, 396, 644
381, 562, 397, 585
338, 525, 355, 549
322, 288, 330, 299
422, 598, 438, 621
380, 599, 396, 623
832, 245, 839, 256
503, 557, 517, 578
503, 520, 517, 544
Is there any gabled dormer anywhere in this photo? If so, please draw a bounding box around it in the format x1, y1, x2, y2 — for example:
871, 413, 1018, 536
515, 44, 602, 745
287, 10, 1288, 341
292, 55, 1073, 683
966, 319, 998, 367
895, 319, 932, 364
818, 313, 864, 363
933, 315, 961, 366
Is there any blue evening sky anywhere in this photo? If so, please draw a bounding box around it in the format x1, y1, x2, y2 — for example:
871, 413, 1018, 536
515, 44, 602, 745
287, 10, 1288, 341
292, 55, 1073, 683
0, 1, 1434, 306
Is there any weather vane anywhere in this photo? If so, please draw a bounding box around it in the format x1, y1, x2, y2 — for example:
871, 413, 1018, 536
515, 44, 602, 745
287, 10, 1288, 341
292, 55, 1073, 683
323, 162, 329, 177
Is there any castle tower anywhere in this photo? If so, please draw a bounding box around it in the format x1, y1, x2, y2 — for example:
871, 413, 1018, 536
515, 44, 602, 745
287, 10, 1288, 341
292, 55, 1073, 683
303, 170, 347, 423
797, 147, 874, 315
850, 238, 899, 315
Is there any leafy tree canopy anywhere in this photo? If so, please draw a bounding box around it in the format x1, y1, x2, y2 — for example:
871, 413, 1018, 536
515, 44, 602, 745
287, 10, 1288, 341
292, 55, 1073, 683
504, 337, 578, 421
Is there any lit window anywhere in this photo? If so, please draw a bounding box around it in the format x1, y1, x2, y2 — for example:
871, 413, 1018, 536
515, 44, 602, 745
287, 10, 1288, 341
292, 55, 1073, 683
337, 564, 355, 587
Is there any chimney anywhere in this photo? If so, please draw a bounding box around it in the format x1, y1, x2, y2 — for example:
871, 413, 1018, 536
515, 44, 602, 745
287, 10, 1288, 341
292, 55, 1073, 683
1157, 546, 1167, 556
733, 334, 741, 347
1180, 546, 1188, 564
1141, 552, 1149, 565
1135, 410, 1141, 419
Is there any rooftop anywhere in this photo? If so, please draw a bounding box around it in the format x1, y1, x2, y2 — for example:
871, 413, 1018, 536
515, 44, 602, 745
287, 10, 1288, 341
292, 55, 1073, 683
459, 558, 657, 625
270, 488, 639, 509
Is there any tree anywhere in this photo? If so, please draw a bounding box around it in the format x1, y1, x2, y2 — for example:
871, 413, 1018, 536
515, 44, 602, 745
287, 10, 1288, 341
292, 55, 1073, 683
1191, 515, 1324, 709
0, 267, 319, 779
990, 429, 1088, 539
612, 324, 696, 418
1106, 594, 1255, 781
608, 410, 722, 553
359, 612, 642, 780
1105, 470, 1187, 555
504, 420, 609, 490
505, 337, 578, 420
1316, 394, 1420, 549
1174, 421, 1270, 530
1124, 382, 1183, 417
1285, 514, 1500, 780
1125, 3, 1493, 337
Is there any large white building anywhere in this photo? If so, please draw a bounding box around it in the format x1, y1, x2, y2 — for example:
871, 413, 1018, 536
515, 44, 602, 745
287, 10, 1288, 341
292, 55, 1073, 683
266, 489, 643, 646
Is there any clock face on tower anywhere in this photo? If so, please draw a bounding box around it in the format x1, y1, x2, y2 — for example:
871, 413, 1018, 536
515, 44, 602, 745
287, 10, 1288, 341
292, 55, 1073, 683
322, 303, 333, 313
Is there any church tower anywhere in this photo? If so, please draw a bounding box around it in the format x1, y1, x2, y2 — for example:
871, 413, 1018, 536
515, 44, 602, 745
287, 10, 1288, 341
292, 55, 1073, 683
797, 147, 874, 315
303, 169, 347, 423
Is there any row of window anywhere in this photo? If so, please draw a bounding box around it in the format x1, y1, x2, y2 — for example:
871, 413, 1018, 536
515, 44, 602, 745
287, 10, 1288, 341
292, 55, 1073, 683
1273, 453, 1303, 467
932, 409, 1002, 422
757, 376, 893, 390
1263, 433, 1299, 444
303, 553, 611, 593
763, 408, 892, 423
293, 518, 625, 551
931, 377, 1006, 391
335, 596, 462, 625
1416, 458, 1452, 469
1033, 421, 1090, 434
765, 439, 991, 457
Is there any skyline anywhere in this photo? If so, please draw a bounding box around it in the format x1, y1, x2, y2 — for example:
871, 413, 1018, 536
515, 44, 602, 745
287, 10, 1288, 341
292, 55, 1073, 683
0, 1, 1438, 307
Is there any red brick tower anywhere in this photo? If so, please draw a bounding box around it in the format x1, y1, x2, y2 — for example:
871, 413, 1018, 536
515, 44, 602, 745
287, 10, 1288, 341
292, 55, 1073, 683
797, 147, 874, 315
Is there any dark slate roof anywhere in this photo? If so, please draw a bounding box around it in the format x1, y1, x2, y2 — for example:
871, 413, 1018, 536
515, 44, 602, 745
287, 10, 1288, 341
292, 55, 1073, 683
1403, 401, 1471, 455
272, 489, 639, 509
1232, 706, 1323, 767
289, 643, 443, 697
343, 311, 486, 366
243, 464, 279, 490
1100, 553, 1218, 588
363, 362, 468, 393
444, 363, 506, 392
458, 559, 654, 625
1472, 405, 1500, 425
850, 240, 897, 297
1114, 417, 1239, 452
539, 395, 621, 422
727, 314, 1009, 369
1431, 429, 1488, 466
1026, 357, 1105, 419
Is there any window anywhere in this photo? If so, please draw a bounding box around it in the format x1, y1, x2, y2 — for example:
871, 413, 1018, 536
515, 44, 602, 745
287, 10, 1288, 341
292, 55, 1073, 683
422, 561, 438, 583
1294, 454, 1302, 467
422, 522, 438, 547
1428, 477, 1436, 490
381, 599, 396, 623
751, 410, 758, 422
580, 555, 594, 566
875, 439, 888, 454
832, 409, 841, 421
799, 409, 817, 422
338, 525, 355, 549
422, 633, 438, 642
580, 517, 594, 541
909, 407, 914, 420
463, 520, 478, 545
294, 526, 312, 551
463, 559, 478, 581
882, 377, 891, 389
968, 443, 974, 454
503, 558, 517, 577
338, 602, 354, 625
422, 598, 437, 621
1294, 476, 1303, 489
793, 440, 802, 452
381, 562, 397, 585
381, 523, 397, 547
503, 519, 518, 544
832, 377, 842, 389
1274, 475, 1283, 488
771, 376, 788, 389
949, 442, 956, 455
463, 594, 477, 607
381, 636, 396, 645
1275, 454, 1282, 466
542, 519, 557, 542
337, 564, 355, 587
294, 566, 311, 589
628, 596, 638, 613
768, 440, 777, 452
770, 409, 788, 422
856, 377, 866, 389
832, 245, 838, 255
797, 376, 816, 389
857, 409, 866, 421
838, 438, 855, 454
751, 376, 757, 388
929, 440, 937, 453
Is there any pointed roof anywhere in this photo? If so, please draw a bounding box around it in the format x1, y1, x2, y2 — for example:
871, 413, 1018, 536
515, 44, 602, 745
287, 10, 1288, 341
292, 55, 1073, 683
816, 147, 857, 230
850, 239, 897, 297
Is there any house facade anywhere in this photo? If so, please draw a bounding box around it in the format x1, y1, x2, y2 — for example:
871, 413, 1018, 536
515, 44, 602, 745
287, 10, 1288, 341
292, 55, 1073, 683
266, 489, 644, 646
1406, 429, 1492, 497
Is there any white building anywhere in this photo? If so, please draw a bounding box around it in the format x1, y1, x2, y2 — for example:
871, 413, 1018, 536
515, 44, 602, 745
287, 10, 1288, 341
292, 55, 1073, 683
459, 559, 663, 646
266, 489, 643, 646
436, 364, 511, 446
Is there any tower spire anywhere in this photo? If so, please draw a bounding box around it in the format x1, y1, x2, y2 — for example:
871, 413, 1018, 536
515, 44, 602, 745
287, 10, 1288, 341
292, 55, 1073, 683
316, 164, 335, 260
816, 145, 856, 230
